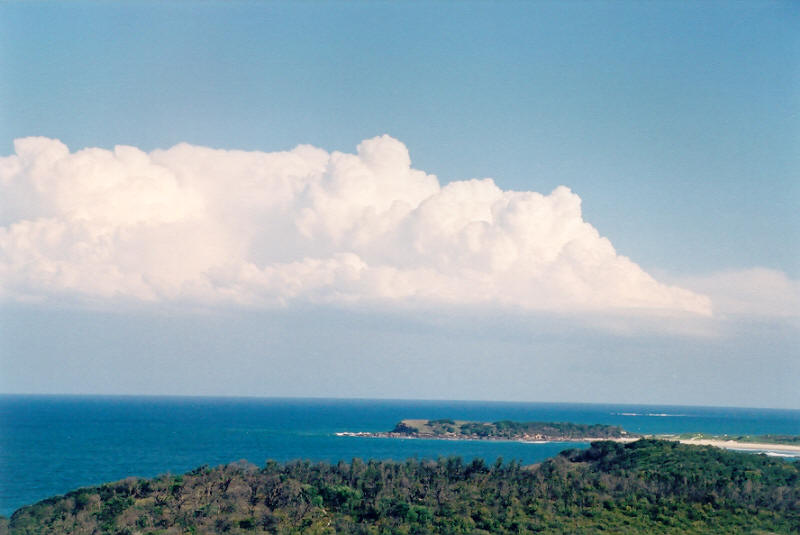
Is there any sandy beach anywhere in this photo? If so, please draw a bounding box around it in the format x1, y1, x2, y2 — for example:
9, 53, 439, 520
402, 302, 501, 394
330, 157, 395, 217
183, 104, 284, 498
672, 438, 800, 454
561, 436, 800, 456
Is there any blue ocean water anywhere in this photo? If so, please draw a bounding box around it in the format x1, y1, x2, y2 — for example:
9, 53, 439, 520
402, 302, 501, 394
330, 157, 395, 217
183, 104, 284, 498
0, 395, 798, 517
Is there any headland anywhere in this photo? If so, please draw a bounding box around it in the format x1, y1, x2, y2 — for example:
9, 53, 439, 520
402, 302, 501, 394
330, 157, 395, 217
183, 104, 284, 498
337, 418, 800, 455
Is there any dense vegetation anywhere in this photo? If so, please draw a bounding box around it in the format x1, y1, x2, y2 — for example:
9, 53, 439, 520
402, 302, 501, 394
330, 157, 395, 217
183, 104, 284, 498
390, 419, 631, 440
5, 439, 799, 534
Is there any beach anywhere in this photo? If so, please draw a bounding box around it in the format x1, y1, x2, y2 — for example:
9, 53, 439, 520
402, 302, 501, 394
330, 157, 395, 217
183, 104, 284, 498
337, 431, 800, 456
673, 438, 800, 455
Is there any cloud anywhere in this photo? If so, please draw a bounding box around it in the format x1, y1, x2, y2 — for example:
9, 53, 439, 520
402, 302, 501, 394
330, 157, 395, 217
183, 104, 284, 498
677, 268, 800, 319
0, 135, 711, 316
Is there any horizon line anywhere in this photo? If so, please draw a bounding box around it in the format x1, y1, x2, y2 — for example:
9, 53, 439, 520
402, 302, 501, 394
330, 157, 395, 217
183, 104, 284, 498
1, 392, 797, 412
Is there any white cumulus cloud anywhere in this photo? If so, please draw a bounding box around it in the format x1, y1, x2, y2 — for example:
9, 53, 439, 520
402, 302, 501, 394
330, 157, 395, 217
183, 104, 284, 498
0, 135, 711, 316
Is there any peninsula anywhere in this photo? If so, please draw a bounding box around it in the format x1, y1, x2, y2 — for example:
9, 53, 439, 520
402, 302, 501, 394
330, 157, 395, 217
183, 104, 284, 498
337, 418, 637, 442
337, 419, 800, 455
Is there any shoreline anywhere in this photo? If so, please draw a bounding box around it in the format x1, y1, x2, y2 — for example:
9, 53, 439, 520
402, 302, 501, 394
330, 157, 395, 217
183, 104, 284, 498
670, 437, 800, 454
335, 432, 639, 445
336, 432, 800, 455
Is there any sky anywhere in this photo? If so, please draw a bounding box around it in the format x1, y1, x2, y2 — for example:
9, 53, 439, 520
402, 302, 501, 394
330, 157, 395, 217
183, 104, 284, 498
1, 1, 798, 408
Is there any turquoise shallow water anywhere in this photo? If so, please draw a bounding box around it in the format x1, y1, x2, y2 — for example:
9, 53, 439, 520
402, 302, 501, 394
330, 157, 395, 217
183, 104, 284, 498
1, 395, 798, 516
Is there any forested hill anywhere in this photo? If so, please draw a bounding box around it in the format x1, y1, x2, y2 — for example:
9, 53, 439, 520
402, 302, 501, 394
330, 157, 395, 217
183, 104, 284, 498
5, 439, 799, 534
389, 418, 632, 440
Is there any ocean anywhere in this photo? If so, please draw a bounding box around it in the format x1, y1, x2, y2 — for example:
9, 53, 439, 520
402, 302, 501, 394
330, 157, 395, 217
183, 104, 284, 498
1, 395, 798, 517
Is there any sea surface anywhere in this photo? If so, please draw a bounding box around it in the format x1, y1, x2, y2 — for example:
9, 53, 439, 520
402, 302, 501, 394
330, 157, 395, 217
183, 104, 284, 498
1, 395, 798, 517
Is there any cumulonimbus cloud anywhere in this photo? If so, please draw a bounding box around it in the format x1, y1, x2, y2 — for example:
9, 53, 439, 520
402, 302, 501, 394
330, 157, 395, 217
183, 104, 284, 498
0, 135, 711, 316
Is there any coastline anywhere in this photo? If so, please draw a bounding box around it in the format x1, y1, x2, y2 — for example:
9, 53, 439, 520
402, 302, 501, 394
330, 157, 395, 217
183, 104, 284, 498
336, 432, 800, 455
671, 438, 800, 454
335, 431, 638, 445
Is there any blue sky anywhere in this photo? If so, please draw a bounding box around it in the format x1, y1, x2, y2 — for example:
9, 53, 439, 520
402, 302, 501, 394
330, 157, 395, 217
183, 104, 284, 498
1, 1, 798, 407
